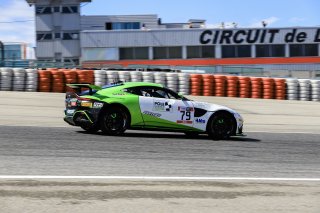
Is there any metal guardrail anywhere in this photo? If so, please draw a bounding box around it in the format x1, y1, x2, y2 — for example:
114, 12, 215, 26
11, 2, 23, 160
0, 60, 79, 68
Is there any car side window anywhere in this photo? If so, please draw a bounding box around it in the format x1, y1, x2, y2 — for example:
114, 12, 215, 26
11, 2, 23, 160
126, 86, 182, 100
140, 88, 168, 98
123, 88, 142, 96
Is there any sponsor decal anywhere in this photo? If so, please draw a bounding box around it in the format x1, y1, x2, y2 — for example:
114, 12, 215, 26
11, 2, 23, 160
200, 28, 320, 45
143, 111, 161, 118
177, 120, 193, 124
178, 106, 194, 112
195, 118, 206, 123
66, 109, 75, 115
93, 102, 103, 108
153, 101, 172, 112
178, 106, 193, 123
112, 93, 126, 96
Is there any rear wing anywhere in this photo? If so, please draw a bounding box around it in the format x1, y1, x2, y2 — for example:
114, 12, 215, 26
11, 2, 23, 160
66, 84, 102, 95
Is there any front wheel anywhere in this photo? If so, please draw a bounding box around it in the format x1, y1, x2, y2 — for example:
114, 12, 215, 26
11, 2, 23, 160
207, 112, 236, 140
100, 107, 129, 136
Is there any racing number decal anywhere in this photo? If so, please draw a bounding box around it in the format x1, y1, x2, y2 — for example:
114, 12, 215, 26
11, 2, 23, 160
177, 106, 194, 124
180, 110, 191, 121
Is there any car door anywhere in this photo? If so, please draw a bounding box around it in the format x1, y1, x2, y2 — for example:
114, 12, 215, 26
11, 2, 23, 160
138, 86, 195, 130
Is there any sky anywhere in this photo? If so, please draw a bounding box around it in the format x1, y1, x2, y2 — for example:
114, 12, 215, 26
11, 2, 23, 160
0, 0, 319, 47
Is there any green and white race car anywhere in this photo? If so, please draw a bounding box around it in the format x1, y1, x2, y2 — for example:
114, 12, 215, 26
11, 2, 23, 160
64, 82, 244, 140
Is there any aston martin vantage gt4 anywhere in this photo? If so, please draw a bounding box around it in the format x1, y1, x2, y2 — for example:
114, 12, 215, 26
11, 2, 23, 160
64, 82, 244, 140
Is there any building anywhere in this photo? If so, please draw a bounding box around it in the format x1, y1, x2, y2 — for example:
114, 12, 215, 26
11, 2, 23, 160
0, 42, 28, 60
26, 0, 320, 77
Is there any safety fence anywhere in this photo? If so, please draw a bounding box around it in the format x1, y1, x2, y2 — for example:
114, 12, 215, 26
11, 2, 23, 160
0, 68, 319, 102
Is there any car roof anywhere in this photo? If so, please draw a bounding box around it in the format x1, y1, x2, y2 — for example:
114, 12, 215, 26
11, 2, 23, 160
105, 82, 164, 90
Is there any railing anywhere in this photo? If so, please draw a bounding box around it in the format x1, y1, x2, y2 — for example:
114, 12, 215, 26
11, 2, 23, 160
0, 60, 79, 68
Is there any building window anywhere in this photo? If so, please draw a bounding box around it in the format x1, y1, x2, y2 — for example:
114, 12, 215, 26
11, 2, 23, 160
256, 45, 285, 57
187, 45, 215, 58
62, 6, 78, 14
153, 47, 167, 59
36, 7, 52, 14
105, 22, 140, 30
290, 44, 318, 57
222, 45, 251, 58
63, 32, 79, 40
120, 47, 148, 60
53, 7, 60, 13
55, 33, 61, 39
64, 58, 79, 65
153, 46, 182, 59
36, 33, 53, 41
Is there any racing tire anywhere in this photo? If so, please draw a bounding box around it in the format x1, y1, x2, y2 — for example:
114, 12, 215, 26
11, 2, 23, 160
207, 112, 236, 140
100, 106, 129, 136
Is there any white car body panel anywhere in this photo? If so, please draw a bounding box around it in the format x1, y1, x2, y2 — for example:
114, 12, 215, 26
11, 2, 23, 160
139, 97, 244, 133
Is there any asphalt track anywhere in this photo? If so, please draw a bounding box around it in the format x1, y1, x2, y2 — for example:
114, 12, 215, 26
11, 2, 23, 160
0, 125, 319, 178
1, 92, 320, 212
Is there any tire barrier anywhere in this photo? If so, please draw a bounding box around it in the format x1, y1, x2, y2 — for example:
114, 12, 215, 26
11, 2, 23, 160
214, 75, 227, 97
178, 73, 190, 95
142, 72, 154, 83
0, 68, 319, 102
0, 68, 13, 91
226, 76, 238, 98
130, 71, 143, 82
238, 76, 250, 98
250, 77, 263, 99
154, 72, 166, 86
118, 71, 131, 83
25, 69, 38, 92
286, 79, 299, 101
310, 80, 320, 102
12, 68, 26, 92
94, 70, 106, 87
38, 70, 52, 92
63, 70, 78, 84
106, 70, 119, 84
76, 70, 94, 85
202, 74, 214, 96
262, 78, 275, 99
190, 74, 203, 96
51, 70, 65, 93
166, 73, 178, 92
274, 78, 286, 100
298, 79, 311, 101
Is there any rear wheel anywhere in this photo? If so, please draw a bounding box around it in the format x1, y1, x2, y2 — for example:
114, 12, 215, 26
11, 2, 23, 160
207, 112, 236, 140
100, 107, 129, 136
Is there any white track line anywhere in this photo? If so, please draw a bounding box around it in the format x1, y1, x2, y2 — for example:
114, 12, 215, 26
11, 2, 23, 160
245, 130, 320, 134
0, 176, 319, 181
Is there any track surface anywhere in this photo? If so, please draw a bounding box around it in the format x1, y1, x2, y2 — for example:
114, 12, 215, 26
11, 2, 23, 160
0, 126, 319, 178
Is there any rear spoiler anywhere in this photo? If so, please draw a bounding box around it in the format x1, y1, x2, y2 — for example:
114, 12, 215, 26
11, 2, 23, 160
66, 84, 102, 95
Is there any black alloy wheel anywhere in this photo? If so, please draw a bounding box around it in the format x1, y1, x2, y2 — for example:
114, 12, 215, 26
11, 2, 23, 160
208, 112, 235, 140
100, 107, 128, 136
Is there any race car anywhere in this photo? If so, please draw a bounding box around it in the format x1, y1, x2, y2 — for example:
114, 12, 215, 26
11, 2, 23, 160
64, 82, 244, 140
